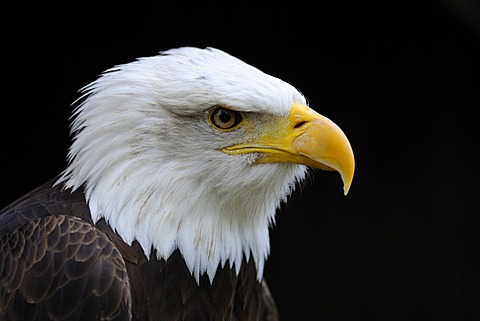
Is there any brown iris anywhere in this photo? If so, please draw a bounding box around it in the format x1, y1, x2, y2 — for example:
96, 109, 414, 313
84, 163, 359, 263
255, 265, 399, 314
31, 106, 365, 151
209, 106, 243, 130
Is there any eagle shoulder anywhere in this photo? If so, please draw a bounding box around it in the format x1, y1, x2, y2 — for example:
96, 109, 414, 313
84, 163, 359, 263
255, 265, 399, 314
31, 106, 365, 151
0, 179, 131, 321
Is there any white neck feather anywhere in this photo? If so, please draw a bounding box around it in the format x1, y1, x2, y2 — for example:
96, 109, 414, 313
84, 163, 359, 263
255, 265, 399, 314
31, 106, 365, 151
58, 142, 306, 283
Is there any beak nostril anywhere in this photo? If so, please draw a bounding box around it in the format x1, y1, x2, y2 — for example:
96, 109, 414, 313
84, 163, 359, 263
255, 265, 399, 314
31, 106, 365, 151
294, 121, 307, 129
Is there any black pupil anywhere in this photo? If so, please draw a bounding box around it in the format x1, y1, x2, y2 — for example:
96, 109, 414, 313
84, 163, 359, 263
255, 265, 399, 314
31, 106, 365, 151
219, 110, 231, 123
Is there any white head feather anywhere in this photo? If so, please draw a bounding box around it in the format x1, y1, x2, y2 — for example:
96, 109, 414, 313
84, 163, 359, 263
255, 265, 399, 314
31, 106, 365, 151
56, 47, 308, 283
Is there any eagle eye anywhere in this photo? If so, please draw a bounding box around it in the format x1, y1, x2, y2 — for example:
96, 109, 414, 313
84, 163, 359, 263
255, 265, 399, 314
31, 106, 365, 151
209, 106, 243, 130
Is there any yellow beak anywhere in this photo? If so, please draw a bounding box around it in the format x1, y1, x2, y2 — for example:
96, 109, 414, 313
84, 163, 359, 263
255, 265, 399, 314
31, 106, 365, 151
223, 104, 355, 195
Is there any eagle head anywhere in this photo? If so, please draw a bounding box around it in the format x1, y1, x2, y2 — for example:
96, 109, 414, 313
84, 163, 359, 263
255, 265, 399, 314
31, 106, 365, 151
56, 47, 355, 283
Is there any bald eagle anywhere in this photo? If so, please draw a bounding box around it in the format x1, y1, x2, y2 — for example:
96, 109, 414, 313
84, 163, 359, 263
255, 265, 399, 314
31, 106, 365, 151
0, 47, 354, 321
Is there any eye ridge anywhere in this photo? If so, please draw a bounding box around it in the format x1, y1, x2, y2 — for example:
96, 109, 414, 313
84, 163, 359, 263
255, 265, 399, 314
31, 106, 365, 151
209, 106, 243, 130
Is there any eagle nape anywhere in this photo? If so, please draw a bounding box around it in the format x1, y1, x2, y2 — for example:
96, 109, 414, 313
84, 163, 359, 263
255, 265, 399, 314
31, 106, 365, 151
0, 47, 354, 321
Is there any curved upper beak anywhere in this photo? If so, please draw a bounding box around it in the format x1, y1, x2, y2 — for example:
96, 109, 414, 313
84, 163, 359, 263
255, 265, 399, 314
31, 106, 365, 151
223, 103, 355, 195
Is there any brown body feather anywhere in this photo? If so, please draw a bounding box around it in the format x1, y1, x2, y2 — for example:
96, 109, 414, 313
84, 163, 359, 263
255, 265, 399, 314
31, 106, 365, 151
0, 177, 280, 321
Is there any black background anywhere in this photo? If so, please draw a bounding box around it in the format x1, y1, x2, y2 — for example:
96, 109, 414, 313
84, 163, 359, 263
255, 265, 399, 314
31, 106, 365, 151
1, 1, 479, 320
